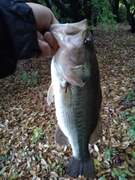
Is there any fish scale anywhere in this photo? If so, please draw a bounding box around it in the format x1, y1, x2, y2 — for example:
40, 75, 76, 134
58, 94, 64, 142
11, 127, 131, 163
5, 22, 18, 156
47, 19, 102, 179
58, 78, 100, 159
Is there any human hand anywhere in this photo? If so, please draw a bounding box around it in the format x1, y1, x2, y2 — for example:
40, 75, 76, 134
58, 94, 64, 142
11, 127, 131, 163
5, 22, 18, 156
34, 30, 58, 59
27, 3, 59, 59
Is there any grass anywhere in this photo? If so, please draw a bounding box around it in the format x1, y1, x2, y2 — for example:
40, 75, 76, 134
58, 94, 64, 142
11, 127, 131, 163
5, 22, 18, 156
18, 71, 38, 86
105, 148, 117, 161
30, 128, 45, 144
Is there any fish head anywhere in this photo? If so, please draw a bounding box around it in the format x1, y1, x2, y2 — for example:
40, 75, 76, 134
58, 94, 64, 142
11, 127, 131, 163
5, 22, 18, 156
50, 20, 95, 87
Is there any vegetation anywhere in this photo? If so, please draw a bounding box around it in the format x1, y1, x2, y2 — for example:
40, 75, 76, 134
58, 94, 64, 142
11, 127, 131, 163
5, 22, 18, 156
17, 71, 38, 86
31, 128, 45, 143
123, 0, 135, 32
25, 0, 135, 32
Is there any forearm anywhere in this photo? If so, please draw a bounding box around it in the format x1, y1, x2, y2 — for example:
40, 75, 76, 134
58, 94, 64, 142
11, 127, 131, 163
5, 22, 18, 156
0, 0, 38, 60
0, 0, 38, 78
0, 0, 59, 79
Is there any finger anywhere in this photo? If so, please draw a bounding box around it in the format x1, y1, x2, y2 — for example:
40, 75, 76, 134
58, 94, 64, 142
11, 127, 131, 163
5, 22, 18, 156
52, 17, 59, 24
37, 31, 44, 40
44, 32, 58, 51
39, 39, 51, 56
35, 39, 56, 59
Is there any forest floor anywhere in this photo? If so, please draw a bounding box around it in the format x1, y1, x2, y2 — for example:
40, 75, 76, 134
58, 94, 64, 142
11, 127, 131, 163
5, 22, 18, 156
0, 23, 135, 180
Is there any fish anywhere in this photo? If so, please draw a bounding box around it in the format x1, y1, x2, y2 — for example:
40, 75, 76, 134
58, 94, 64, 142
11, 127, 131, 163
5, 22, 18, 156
47, 19, 102, 179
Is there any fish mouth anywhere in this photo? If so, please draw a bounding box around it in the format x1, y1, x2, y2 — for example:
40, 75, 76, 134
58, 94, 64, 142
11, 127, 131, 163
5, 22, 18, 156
50, 19, 88, 47
50, 19, 88, 32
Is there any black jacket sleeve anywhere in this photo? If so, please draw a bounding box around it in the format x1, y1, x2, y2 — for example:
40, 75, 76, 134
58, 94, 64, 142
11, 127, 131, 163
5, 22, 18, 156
0, 0, 39, 79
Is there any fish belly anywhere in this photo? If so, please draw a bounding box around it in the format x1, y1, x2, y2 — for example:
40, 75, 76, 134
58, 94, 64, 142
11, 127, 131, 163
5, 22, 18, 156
52, 62, 100, 160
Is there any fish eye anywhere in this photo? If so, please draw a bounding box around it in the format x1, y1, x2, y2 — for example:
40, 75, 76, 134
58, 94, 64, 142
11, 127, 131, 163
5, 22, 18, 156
84, 37, 91, 45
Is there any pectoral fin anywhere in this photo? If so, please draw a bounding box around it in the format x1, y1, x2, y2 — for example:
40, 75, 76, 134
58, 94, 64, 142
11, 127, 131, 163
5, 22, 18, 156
47, 83, 54, 105
89, 115, 102, 144
55, 124, 70, 146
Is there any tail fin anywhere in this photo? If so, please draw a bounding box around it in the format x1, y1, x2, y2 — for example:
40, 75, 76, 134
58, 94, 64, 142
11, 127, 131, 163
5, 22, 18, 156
67, 155, 96, 179
55, 124, 70, 146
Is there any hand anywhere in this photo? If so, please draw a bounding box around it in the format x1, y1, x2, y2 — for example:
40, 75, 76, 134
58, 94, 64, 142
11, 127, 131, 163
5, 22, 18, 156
34, 30, 58, 59
27, 3, 59, 59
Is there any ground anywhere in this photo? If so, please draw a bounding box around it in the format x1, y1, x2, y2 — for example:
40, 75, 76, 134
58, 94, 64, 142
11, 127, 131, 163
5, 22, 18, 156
0, 24, 135, 180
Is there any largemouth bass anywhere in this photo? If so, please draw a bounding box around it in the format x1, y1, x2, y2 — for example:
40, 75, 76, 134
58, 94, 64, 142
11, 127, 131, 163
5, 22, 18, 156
47, 19, 102, 179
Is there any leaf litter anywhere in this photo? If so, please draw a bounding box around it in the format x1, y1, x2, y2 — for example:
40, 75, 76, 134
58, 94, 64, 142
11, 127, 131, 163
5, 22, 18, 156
0, 24, 135, 180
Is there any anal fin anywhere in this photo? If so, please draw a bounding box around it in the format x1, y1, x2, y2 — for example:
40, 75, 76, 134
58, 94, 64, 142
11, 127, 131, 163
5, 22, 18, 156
89, 115, 102, 144
55, 124, 70, 146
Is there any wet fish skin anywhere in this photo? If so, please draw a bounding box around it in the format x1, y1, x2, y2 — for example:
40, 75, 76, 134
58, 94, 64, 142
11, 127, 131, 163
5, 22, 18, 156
65, 75, 101, 179
47, 20, 102, 179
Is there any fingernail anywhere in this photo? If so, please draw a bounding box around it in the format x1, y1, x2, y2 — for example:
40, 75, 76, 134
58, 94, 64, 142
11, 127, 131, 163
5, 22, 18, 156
44, 32, 52, 42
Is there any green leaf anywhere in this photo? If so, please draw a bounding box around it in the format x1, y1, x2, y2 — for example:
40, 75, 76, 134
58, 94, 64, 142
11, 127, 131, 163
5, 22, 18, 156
57, 165, 63, 173
0, 167, 6, 175
31, 128, 45, 144
102, 175, 106, 180
129, 124, 135, 139
10, 174, 19, 179
18, 71, 38, 86
0, 155, 9, 163
126, 91, 135, 101
123, 169, 134, 177
120, 111, 130, 118
51, 162, 56, 169
30, 136, 37, 144
119, 173, 127, 180
105, 148, 117, 161
34, 129, 39, 138
94, 159, 101, 166
112, 168, 119, 176
127, 115, 135, 123
132, 150, 135, 158
65, 3, 70, 8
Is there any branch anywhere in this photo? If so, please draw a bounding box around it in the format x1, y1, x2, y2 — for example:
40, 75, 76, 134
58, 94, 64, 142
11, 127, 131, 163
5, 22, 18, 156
51, 0, 73, 17
123, 0, 132, 25
133, 10, 135, 16
123, 0, 130, 8
109, 0, 114, 8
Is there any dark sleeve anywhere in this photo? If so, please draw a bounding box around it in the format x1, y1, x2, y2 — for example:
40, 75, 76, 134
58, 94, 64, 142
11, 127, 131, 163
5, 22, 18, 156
0, 0, 39, 79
